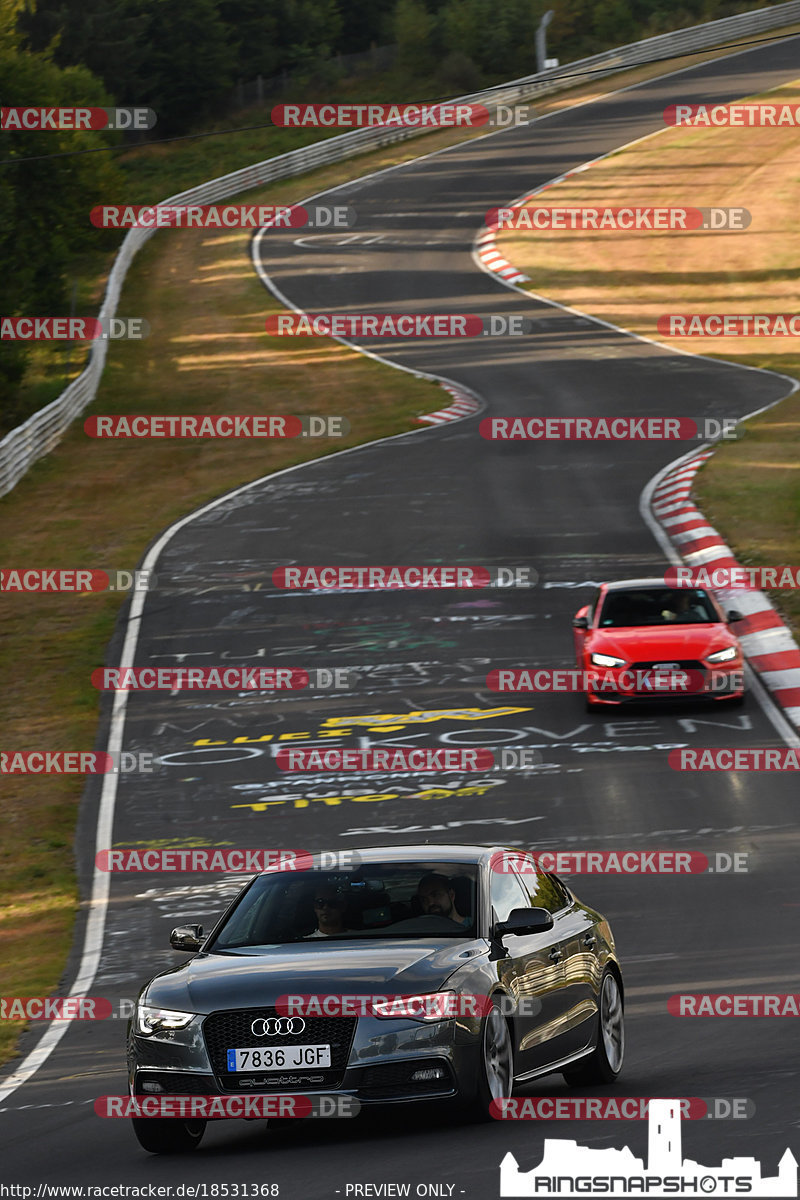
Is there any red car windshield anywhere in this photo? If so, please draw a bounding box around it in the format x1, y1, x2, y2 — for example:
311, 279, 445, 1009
598, 588, 718, 628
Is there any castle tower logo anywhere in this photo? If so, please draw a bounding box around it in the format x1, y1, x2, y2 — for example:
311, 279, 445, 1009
500, 1099, 797, 1197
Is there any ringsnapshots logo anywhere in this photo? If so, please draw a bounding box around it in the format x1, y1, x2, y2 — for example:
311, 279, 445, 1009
1, 317, 149, 340
486, 206, 750, 231
498, 1098, 796, 1197
1, 106, 156, 131
265, 314, 532, 337
90, 204, 355, 230
84, 415, 348, 438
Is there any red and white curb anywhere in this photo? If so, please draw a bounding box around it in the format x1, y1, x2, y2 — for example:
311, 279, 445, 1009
650, 453, 800, 729
474, 162, 592, 286
417, 383, 481, 424
474, 227, 529, 285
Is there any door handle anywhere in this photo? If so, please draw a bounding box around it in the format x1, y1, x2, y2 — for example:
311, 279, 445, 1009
549, 947, 563, 962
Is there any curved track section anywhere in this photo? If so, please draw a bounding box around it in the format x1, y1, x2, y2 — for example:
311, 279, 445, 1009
3, 35, 800, 1195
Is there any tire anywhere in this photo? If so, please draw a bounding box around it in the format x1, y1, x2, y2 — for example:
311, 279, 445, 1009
131, 1117, 206, 1154
462, 997, 514, 1122
562, 970, 624, 1086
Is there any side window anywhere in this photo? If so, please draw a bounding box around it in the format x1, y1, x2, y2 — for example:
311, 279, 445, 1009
490, 870, 530, 923
589, 588, 602, 624
516, 869, 571, 914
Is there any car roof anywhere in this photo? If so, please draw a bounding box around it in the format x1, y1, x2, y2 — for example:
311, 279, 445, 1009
257, 844, 511, 878
602, 577, 682, 591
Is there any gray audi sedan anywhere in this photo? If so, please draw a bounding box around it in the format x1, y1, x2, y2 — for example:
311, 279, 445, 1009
128, 844, 624, 1152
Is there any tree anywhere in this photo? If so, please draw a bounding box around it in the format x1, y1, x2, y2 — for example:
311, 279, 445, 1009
133, 0, 237, 134
393, 0, 434, 75
0, 12, 124, 429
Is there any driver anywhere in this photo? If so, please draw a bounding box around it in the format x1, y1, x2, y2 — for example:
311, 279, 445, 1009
661, 589, 709, 622
306, 887, 358, 937
416, 873, 471, 928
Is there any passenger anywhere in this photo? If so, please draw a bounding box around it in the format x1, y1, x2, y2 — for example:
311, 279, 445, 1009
415, 873, 471, 928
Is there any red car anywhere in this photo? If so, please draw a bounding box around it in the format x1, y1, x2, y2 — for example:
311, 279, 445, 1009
573, 578, 744, 710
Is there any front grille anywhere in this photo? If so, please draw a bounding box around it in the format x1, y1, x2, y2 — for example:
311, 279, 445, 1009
630, 659, 704, 671
135, 1071, 215, 1095
353, 1057, 455, 1100
203, 1008, 357, 1092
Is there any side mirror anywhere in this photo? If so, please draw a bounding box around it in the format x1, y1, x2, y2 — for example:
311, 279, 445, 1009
573, 615, 589, 630
727, 610, 743, 623
494, 907, 554, 937
170, 924, 204, 952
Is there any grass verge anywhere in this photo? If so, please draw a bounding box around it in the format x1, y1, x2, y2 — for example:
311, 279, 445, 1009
495, 77, 800, 634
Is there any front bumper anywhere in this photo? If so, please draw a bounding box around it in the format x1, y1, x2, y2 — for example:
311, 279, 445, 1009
585, 664, 744, 705
128, 1013, 480, 1108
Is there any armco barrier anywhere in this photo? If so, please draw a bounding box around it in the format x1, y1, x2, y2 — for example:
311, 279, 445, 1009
2, 1, 800, 497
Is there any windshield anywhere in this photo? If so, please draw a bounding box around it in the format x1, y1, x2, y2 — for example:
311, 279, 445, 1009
598, 587, 719, 628
208, 861, 480, 948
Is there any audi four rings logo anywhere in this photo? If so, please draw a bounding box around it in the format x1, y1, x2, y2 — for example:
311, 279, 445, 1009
250, 1016, 306, 1037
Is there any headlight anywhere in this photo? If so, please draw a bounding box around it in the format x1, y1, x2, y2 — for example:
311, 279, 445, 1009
591, 652, 626, 668
134, 1004, 196, 1036
706, 646, 738, 664
372, 991, 460, 1022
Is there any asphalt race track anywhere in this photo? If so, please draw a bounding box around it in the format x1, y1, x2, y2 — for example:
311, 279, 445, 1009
3, 34, 800, 1199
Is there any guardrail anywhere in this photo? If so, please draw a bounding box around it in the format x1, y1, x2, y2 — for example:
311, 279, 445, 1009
2, 0, 799, 497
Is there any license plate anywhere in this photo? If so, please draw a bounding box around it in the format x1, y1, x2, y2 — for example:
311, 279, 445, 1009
226, 1044, 331, 1072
